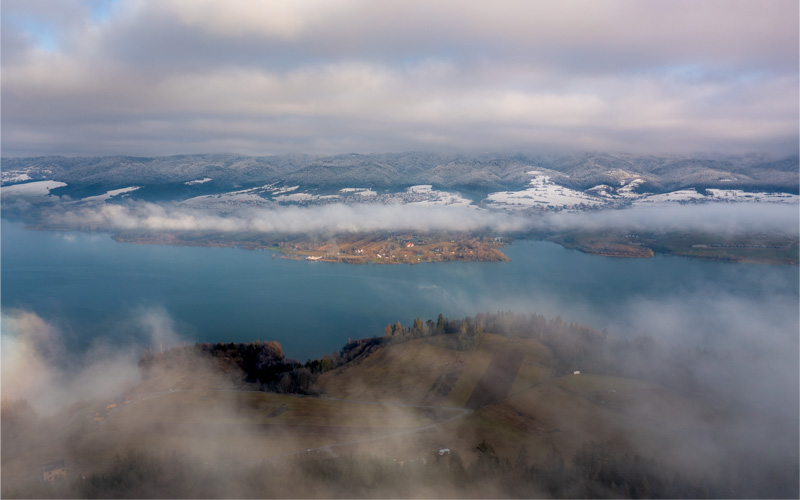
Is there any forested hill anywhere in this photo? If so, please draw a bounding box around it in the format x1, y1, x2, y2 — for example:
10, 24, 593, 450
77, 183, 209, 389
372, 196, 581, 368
5, 151, 798, 196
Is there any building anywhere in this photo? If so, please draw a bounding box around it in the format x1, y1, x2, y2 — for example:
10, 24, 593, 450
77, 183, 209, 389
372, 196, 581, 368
42, 460, 66, 481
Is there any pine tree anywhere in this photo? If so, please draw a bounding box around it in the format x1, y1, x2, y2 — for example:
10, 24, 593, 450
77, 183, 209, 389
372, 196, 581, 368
413, 316, 423, 336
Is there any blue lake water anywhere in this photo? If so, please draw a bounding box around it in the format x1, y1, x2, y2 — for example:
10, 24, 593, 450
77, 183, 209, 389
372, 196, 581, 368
2, 219, 798, 361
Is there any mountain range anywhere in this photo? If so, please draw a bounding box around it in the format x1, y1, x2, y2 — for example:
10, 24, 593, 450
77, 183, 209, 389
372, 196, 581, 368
3, 152, 797, 201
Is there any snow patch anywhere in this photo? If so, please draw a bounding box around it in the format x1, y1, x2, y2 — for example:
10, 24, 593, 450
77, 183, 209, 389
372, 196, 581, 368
405, 185, 472, 206
81, 186, 141, 203
184, 177, 212, 185
632, 189, 707, 206
271, 185, 299, 195
485, 175, 603, 210
706, 189, 800, 204
273, 192, 317, 202
633, 188, 800, 206
1, 180, 67, 196
1, 173, 32, 184
617, 178, 645, 197
340, 188, 378, 197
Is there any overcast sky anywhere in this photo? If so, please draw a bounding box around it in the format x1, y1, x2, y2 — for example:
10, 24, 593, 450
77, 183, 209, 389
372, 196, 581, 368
2, 0, 798, 157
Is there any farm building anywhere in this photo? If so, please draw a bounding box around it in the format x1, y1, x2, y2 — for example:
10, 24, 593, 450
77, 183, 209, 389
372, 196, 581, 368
42, 460, 66, 481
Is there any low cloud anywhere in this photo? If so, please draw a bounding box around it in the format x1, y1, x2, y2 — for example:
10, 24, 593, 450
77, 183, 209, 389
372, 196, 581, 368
46, 199, 800, 238
48, 201, 528, 235
0, 307, 187, 414
541, 202, 800, 235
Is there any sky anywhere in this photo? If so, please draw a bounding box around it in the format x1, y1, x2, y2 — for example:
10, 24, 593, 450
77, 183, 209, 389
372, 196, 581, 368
1, 0, 798, 157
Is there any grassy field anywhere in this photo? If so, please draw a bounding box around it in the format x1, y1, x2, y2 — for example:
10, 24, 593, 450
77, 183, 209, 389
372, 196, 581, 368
316, 337, 473, 405
314, 333, 735, 478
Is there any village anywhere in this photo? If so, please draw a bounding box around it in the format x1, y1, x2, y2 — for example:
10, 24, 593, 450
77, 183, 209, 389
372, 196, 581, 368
275, 232, 510, 264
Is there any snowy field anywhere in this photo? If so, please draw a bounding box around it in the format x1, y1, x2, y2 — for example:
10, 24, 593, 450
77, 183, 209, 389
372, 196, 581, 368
0, 180, 67, 196
634, 188, 800, 206
485, 172, 799, 212
184, 177, 212, 185
485, 173, 605, 210
1, 172, 32, 185
81, 186, 141, 203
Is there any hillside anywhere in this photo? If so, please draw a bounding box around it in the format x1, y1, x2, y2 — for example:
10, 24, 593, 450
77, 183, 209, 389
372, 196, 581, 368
315, 330, 724, 473
2, 312, 796, 498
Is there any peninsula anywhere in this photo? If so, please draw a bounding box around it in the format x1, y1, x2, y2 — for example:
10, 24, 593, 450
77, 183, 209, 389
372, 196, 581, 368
112, 231, 511, 264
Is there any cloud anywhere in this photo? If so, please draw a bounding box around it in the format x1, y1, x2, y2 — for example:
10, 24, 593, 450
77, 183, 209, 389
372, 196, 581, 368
1, 0, 797, 156
543, 203, 800, 235
136, 305, 188, 350
0, 311, 65, 405
45, 199, 799, 244
48, 201, 529, 235
158, 0, 346, 40
0, 308, 187, 414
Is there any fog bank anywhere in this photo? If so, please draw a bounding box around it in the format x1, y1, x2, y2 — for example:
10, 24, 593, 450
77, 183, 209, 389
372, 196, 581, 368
46, 200, 800, 237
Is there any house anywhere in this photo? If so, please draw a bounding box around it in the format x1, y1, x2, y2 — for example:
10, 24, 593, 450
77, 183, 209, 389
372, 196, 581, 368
573, 370, 581, 375
42, 460, 66, 481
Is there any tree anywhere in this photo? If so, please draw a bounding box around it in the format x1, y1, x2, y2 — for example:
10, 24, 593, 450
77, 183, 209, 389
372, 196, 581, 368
437, 313, 445, 332
413, 316, 423, 337
475, 438, 497, 459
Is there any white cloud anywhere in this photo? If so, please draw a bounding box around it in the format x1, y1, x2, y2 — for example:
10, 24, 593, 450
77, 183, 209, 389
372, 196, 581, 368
49, 201, 528, 235
1, 0, 797, 156
1, 310, 141, 413
158, 0, 350, 39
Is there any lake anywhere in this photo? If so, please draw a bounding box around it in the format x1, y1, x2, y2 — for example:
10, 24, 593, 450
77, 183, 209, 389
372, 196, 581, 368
2, 219, 798, 361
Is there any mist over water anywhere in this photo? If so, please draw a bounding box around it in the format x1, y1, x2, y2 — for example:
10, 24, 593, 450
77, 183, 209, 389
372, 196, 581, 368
2, 219, 796, 361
